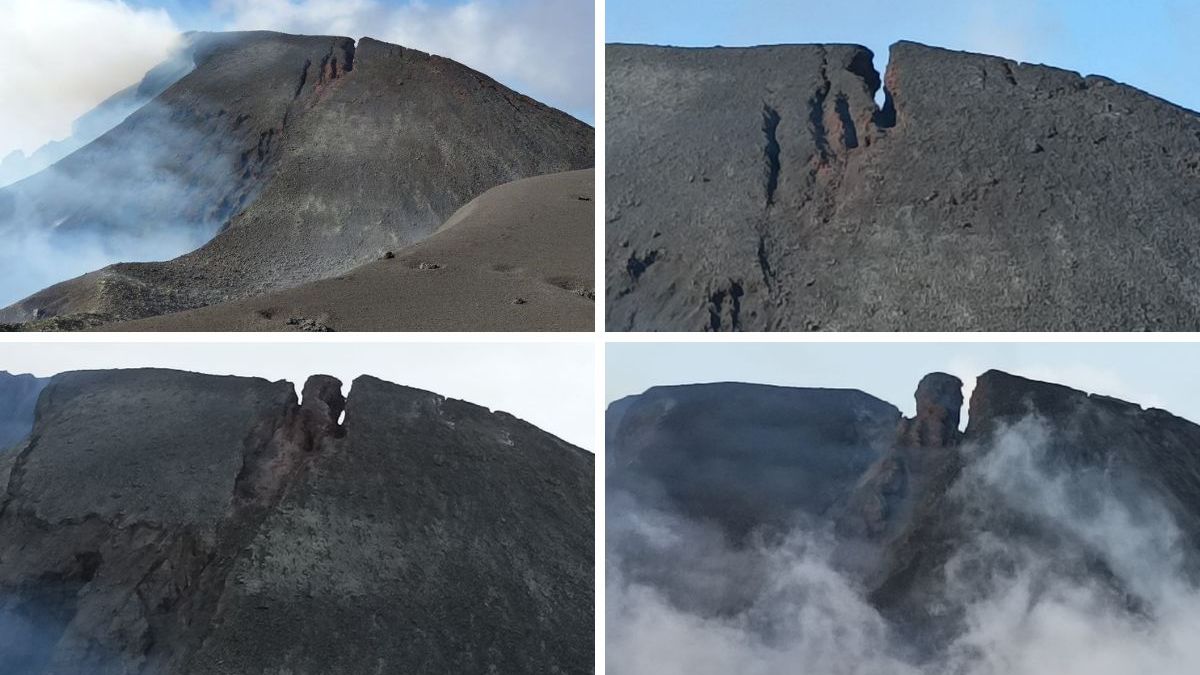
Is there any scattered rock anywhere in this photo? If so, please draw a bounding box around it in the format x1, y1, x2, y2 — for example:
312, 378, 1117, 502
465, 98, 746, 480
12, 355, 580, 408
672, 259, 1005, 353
286, 317, 333, 332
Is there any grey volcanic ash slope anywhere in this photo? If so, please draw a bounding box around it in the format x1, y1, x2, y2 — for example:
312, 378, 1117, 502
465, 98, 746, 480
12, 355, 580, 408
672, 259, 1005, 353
112, 168, 596, 332
0, 369, 593, 674
607, 41, 1200, 331
0, 30, 593, 329
608, 372, 1200, 673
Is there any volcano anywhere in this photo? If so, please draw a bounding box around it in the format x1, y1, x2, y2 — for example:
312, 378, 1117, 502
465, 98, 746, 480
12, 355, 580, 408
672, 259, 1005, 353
606, 41, 1200, 331
0, 31, 594, 331
608, 371, 1200, 672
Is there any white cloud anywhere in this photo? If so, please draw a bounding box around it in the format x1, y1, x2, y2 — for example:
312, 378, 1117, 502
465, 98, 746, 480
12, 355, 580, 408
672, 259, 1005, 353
0, 0, 181, 158
213, 0, 594, 120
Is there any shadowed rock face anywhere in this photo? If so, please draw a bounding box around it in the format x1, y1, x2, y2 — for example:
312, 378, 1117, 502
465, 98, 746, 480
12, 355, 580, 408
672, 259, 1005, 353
607, 40, 1200, 331
1, 30, 594, 327
0, 371, 47, 451
609, 382, 900, 538
608, 370, 1200, 660
0, 369, 592, 674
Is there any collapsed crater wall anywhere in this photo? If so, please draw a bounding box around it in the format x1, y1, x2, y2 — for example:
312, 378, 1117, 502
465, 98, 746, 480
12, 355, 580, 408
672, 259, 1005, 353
607, 370, 1200, 657
607, 40, 1200, 331
0, 368, 593, 674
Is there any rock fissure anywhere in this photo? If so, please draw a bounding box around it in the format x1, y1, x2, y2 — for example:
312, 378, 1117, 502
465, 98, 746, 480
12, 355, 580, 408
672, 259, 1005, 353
809, 50, 834, 164
293, 59, 312, 100
762, 103, 782, 205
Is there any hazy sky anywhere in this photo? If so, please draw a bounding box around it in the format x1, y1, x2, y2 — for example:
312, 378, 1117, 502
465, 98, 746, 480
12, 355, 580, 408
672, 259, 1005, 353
608, 0, 1200, 113
0, 0, 593, 159
607, 342, 1200, 427
0, 341, 594, 450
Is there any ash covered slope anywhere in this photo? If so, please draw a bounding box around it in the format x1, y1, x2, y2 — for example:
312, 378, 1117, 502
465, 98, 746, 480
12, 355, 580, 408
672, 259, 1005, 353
607, 41, 1200, 331
0, 369, 593, 674
1, 31, 593, 327
608, 371, 1200, 666
112, 169, 597, 332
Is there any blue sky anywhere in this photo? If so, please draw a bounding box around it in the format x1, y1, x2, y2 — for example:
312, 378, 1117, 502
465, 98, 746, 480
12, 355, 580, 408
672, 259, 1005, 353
607, 342, 1200, 427
608, 0, 1200, 112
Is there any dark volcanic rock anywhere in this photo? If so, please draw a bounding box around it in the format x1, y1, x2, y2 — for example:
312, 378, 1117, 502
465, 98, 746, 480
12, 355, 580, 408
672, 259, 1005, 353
0, 371, 47, 451
839, 373, 964, 542
608, 382, 901, 538
1, 31, 594, 326
0, 369, 592, 674
962, 368, 1200, 546
606, 41, 1200, 331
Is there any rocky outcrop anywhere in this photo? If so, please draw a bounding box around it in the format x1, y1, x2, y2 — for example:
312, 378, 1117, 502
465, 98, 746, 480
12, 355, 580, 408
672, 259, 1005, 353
0, 368, 592, 674
607, 41, 1200, 331
2, 30, 594, 326
838, 373, 964, 542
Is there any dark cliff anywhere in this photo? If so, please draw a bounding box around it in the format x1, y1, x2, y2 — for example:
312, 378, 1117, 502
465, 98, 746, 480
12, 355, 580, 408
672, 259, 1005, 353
606, 41, 1200, 331
0, 368, 593, 674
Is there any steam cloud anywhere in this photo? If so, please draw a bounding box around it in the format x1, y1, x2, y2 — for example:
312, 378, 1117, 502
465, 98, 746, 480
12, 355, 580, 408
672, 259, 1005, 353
0, 98, 241, 310
608, 416, 1200, 674
0, 0, 182, 168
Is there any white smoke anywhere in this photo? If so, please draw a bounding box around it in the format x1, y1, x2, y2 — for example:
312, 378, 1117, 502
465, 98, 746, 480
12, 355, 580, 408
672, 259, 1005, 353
609, 416, 1200, 674
0, 99, 241, 311
0, 0, 182, 161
